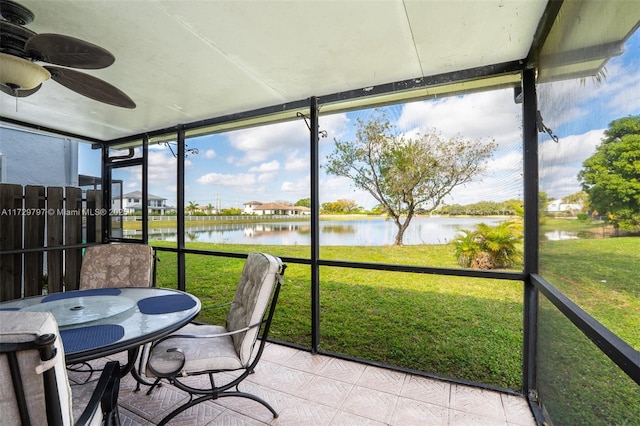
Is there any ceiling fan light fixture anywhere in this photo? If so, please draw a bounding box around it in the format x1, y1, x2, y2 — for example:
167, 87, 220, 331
0, 52, 51, 90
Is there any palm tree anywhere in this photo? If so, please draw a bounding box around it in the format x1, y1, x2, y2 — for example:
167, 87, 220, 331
186, 201, 199, 216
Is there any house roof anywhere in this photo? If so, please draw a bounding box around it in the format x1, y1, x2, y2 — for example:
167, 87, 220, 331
254, 202, 295, 211
2, 1, 638, 143
123, 191, 166, 201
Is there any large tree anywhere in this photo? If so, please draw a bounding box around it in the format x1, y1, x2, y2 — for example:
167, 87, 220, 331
324, 112, 496, 245
578, 115, 640, 230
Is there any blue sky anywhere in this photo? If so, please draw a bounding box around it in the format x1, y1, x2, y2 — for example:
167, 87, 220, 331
80, 29, 640, 211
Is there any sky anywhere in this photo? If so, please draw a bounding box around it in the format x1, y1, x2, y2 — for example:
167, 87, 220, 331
80, 29, 640, 211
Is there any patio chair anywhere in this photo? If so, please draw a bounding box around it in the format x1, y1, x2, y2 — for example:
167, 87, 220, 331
79, 243, 154, 289
77, 243, 154, 388
0, 311, 121, 425
144, 252, 286, 425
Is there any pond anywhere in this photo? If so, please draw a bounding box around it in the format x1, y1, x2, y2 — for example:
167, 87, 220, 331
143, 216, 506, 246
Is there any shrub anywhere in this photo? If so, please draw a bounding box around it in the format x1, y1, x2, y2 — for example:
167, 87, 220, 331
452, 221, 523, 269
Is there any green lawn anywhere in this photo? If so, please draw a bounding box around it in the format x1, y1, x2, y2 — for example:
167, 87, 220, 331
540, 219, 639, 349
150, 227, 638, 403
538, 220, 639, 425
152, 242, 524, 390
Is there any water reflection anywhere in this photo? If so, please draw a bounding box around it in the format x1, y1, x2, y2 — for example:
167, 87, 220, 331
544, 230, 578, 241
136, 217, 505, 246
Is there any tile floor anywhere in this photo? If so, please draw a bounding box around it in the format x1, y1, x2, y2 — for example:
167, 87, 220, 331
72, 343, 537, 425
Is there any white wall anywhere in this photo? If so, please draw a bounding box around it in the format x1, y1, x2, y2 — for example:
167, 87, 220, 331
0, 127, 79, 187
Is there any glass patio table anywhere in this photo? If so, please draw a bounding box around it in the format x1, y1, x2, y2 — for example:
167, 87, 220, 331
0, 287, 201, 368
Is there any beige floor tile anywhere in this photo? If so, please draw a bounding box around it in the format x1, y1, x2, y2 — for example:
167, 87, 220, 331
205, 409, 267, 425
296, 375, 354, 408
341, 385, 398, 423
391, 397, 449, 426
249, 361, 315, 393
118, 406, 151, 426
501, 394, 536, 426
448, 408, 508, 426
329, 411, 388, 425
260, 343, 300, 364
284, 350, 333, 374
356, 365, 406, 395
119, 380, 190, 422
317, 357, 366, 384
95, 344, 536, 425
153, 400, 226, 425
400, 374, 451, 407
272, 398, 338, 426
450, 384, 506, 422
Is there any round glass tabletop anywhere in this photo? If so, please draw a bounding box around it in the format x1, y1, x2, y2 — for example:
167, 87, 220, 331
20, 295, 136, 327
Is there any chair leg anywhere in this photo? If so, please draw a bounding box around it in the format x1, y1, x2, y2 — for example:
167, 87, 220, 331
145, 377, 163, 396
220, 390, 279, 418
157, 390, 278, 425
104, 406, 121, 426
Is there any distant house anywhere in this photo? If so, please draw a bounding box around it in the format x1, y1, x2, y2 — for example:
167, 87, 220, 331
243, 201, 310, 216
546, 199, 582, 216
243, 201, 263, 214
115, 191, 174, 215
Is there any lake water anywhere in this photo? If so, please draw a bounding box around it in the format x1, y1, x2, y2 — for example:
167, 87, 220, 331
146, 216, 506, 246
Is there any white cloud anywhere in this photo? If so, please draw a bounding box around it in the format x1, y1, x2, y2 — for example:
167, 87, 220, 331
320, 113, 350, 140
257, 172, 277, 183
397, 89, 522, 145
148, 151, 177, 184
204, 149, 216, 159
284, 150, 308, 171
227, 120, 308, 166
539, 129, 603, 198
196, 172, 256, 186
249, 160, 280, 173
281, 176, 310, 195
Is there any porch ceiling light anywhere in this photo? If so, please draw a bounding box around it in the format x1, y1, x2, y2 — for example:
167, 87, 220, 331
0, 52, 51, 90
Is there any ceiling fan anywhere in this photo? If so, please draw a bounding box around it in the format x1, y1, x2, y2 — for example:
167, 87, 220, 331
0, 0, 135, 108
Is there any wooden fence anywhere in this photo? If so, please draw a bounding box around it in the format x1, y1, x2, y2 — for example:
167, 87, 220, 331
0, 184, 103, 301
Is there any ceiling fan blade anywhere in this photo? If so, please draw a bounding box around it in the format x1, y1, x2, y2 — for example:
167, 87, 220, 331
45, 66, 135, 109
0, 82, 41, 97
26, 33, 115, 69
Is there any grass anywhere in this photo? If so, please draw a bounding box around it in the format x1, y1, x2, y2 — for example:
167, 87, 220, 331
152, 241, 525, 390
148, 219, 638, 419
538, 219, 640, 425
537, 298, 640, 425
540, 219, 640, 348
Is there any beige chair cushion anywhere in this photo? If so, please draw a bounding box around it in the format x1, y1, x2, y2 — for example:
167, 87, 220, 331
147, 252, 282, 377
0, 311, 74, 425
227, 252, 281, 365
80, 243, 153, 289
148, 323, 242, 375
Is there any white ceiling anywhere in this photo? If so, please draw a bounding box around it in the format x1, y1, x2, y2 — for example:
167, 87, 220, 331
0, 1, 638, 142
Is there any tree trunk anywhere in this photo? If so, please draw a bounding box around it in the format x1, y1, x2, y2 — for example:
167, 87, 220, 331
393, 218, 411, 246
392, 208, 415, 246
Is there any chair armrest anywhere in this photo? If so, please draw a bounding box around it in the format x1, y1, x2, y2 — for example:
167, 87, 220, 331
153, 321, 262, 347
147, 322, 264, 378
74, 361, 120, 426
